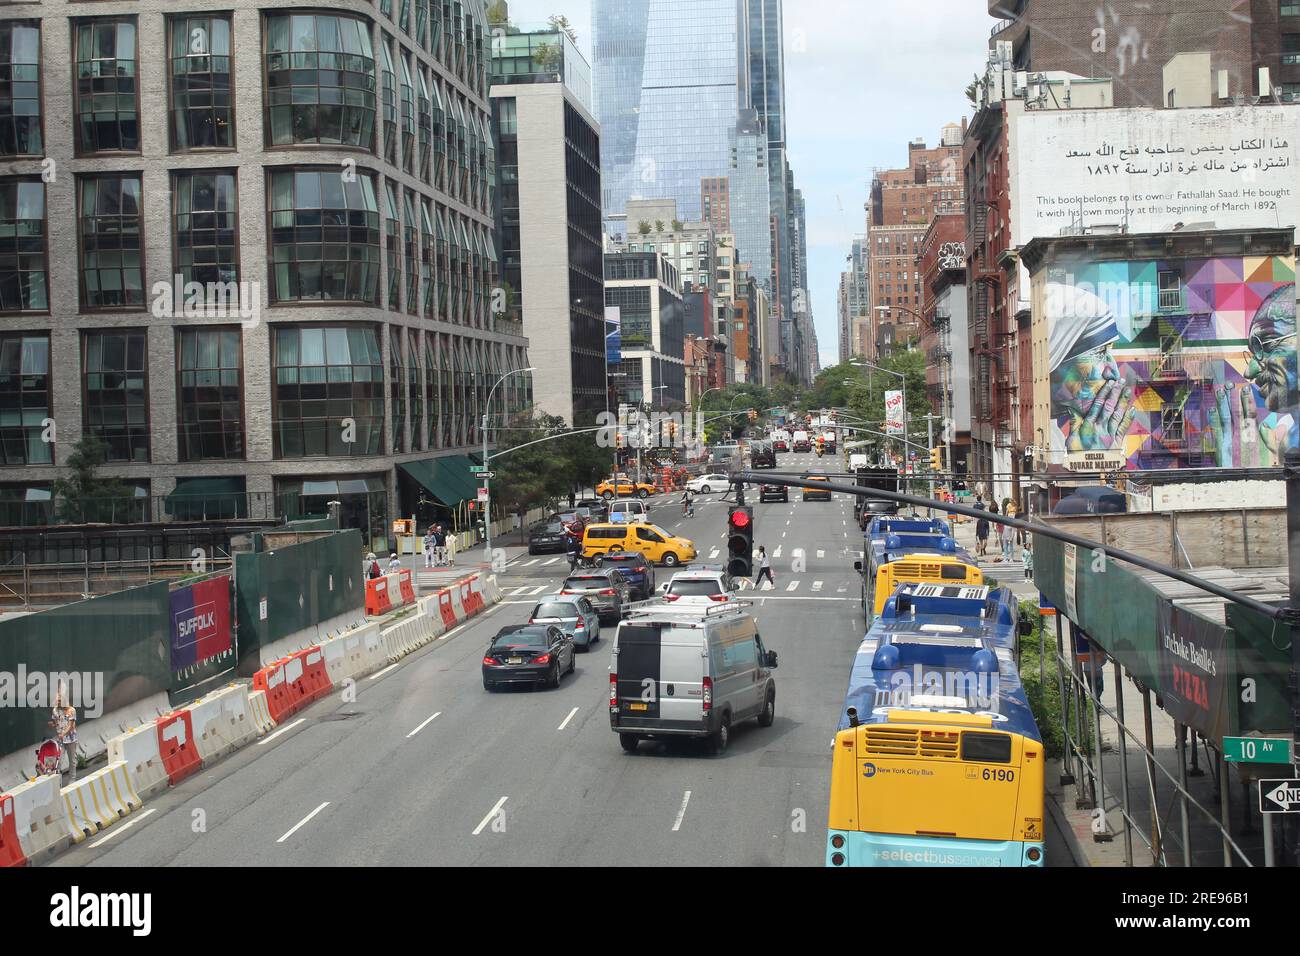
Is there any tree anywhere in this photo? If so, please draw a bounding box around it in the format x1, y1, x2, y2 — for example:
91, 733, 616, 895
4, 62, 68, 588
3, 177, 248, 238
492, 413, 571, 518
671, 219, 683, 232
547, 14, 578, 42
533, 41, 561, 71
52, 435, 134, 524
637, 220, 651, 235
965, 73, 984, 106
487, 0, 510, 27
654, 219, 665, 232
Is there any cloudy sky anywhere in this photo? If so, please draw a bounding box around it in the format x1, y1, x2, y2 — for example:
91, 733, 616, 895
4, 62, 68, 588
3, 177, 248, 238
501, 0, 992, 369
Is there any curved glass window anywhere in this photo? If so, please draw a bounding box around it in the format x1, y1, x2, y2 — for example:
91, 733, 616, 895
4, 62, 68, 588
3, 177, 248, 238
423, 334, 436, 448
383, 180, 400, 310
265, 14, 375, 148
268, 168, 380, 303
169, 15, 233, 150
378, 34, 396, 165
390, 326, 405, 454
402, 190, 417, 314
0, 179, 47, 313
273, 325, 384, 458
78, 173, 143, 309
0, 23, 42, 157
409, 331, 422, 451
74, 19, 139, 154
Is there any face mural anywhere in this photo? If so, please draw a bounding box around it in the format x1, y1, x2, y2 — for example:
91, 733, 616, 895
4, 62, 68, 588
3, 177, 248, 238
1046, 256, 1297, 469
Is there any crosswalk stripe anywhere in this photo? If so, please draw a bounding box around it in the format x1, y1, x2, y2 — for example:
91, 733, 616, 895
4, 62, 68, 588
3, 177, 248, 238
708, 548, 719, 559
527, 585, 548, 595
786, 580, 799, 592
542, 557, 558, 566
816, 549, 824, 558
523, 558, 539, 567
772, 546, 782, 558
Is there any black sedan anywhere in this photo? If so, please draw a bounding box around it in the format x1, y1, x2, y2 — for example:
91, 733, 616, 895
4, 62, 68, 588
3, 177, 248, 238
759, 483, 789, 503
482, 624, 576, 690
575, 498, 610, 522
528, 520, 569, 555
598, 550, 656, 601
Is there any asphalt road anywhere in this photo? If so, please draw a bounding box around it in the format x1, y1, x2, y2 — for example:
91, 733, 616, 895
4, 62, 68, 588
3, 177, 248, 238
53, 451, 1075, 867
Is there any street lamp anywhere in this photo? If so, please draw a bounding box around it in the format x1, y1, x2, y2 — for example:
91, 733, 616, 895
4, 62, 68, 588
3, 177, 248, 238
482, 366, 536, 563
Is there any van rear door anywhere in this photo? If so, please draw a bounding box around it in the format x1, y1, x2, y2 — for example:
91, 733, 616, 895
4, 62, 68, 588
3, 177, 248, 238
615, 622, 664, 719
658, 625, 705, 724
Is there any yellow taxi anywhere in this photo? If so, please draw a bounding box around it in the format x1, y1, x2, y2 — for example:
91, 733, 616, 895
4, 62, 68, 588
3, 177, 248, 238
596, 475, 657, 500
802, 474, 832, 501
582, 522, 697, 567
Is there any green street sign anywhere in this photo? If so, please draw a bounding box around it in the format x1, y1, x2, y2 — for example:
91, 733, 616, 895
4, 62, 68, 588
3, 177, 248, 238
1223, 736, 1293, 765
470, 464, 487, 474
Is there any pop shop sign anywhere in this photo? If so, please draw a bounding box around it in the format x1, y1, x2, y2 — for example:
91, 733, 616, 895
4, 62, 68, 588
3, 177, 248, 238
170, 574, 233, 670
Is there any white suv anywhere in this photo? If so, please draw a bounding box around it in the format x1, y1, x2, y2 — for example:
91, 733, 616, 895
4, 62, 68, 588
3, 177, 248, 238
687, 473, 731, 494
659, 566, 743, 604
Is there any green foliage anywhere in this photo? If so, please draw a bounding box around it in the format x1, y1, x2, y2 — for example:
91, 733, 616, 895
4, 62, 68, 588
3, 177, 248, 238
486, 0, 510, 26
546, 14, 578, 42
671, 219, 683, 232
654, 219, 665, 232
491, 413, 614, 517
52, 435, 134, 524
698, 383, 774, 443
1017, 600, 1094, 761
532, 41, 561, 71
637, 220, 651, 235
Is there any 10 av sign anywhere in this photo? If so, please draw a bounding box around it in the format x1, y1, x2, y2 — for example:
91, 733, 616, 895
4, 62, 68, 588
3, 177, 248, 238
1258, 778, 1300, 814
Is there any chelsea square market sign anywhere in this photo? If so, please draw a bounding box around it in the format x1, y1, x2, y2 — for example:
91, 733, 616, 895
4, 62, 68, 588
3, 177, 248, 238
1012, 105, 1299, 242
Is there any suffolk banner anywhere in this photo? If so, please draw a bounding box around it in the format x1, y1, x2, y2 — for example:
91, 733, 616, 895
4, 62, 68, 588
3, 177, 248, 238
170, 574, 233, 670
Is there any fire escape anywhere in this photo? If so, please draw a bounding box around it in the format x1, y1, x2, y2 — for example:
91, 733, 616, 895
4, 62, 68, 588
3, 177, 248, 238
970, 197, 1013, 451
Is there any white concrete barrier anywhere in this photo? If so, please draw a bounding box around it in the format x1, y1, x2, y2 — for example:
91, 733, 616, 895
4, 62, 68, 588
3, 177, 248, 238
106, 724, 169, 801
185, 694, 228, 763
83, 761, 141, 821
247, 690, 277, 735
61, 776, 113, 842
8, 773, 70, 860
190, 684, 255, 757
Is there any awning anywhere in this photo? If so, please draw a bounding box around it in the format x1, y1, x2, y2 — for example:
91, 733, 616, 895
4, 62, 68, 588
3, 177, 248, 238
166, 476, 247, 520
399, 455, 479, 507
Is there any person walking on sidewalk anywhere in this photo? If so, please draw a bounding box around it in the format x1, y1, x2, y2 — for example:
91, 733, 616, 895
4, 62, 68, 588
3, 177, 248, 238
987, 501, 1002, 561
1022, 541, 1034, 581
974, 500, 989, 558
753, 545, 774, 589
1000, 514, 1015, 562
50, 688, 78, 783
423, 528, 436, 568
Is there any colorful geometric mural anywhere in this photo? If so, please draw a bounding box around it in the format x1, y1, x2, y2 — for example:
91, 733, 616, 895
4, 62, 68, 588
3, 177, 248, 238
1046, 255, 1297, 470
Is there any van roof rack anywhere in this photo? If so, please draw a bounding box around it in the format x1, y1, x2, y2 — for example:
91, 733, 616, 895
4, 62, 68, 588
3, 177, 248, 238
625, 600, 753, 619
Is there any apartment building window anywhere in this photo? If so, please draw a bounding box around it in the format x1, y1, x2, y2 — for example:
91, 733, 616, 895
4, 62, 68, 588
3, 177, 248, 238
420, 198, 434, 314
402, 190, 418, 314
1285, 34, 1300, 66
384, 181, 400, 310
1284, 1, 1300, 16
78, 173, 144, 309
408, 331, 423, 450
83, 329, 149, 462
390, 326, 406, 454
399, 52, 415, 171
0, 333, 50, 465
0, 22, 41, 156
173, 170, 238, 287
169, 15, 234, 150
177, 327, 244, 461
1281, 83, 1300, 103
0, 178, 47, 313
272, 325, 384, 458
423, 336, 437, 447
1158, 270, 1183, 311
268, 167, 380, 303
74, 18, 140, 155
265, 14, 376, 149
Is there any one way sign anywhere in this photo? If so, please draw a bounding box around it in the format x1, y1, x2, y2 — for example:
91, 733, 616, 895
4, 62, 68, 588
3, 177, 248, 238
1258, 778, 1300, 814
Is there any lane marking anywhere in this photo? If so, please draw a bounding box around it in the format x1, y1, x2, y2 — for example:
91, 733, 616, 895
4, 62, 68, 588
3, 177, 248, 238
527, 585, 547, 595
772, 546, 782, 558
812, 580, 824, 592
406, 711, 442, 738
89, 807, 156, 848
708, 548, 720, 560
473, 796, 509, 835
277, 801, 330, 844
781, 531, 786, 538
558, 706, 579, 730
368, 662, 401, 680
258, 717, 307, 744
523, 558, 540, 567
672, 790, 692, 832
816, 549, 825, 558
786, 580, 799, 592
542, 557, 559, 566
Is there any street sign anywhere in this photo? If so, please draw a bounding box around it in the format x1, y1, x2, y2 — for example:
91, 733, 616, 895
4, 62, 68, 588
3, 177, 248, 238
1224, 736, 1293, 765
1258, 778, 1300, 814
473, 471, 495, 480
476, 487, 489, 503
470, 464, 487, 474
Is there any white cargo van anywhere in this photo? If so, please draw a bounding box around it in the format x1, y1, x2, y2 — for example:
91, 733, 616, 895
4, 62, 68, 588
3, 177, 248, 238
609, 603, 777, 754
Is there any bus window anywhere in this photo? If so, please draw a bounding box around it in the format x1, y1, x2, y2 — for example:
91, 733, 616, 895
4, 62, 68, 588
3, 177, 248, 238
961, 732, 1013, 763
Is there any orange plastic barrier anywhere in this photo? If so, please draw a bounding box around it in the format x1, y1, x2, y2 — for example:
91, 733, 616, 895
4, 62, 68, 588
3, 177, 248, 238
252, 659, 295, 724
0, 794, 26, 867
295, 647, 333, 705
459, 579, 483, 616
155, 710, 202, 786
397, 569, 416, 605
437, 589, 457, 628
365, 576, 394, 616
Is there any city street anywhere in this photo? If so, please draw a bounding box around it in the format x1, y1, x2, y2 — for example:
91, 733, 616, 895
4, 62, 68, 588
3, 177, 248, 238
50, 453, 1073, 867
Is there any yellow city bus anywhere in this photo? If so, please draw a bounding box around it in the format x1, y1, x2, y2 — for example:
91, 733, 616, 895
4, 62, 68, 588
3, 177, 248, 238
871, 556, 982, 616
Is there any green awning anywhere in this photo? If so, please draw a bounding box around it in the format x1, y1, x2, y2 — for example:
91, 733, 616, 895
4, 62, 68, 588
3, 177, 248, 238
400, 455, 478, 507
166, 476, 248, 520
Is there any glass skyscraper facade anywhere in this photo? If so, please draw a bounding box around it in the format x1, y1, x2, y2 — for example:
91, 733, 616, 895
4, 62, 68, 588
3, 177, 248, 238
593, 0, 748, 235
729, 108, 772, 310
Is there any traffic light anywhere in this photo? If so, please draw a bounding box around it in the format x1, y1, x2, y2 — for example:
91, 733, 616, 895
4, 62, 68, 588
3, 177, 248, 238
929, 447, 943, 471
748, 408, 757, 421
727, 505, 754, 577
668, 420, 677, 442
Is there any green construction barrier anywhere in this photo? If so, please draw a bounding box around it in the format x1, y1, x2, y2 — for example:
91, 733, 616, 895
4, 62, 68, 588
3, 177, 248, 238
234, 529, 364, 675
0, 582, 171, 760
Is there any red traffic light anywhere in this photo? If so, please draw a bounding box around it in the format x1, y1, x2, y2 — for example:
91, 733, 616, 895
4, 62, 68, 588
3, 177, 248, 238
729, 509, 751, 529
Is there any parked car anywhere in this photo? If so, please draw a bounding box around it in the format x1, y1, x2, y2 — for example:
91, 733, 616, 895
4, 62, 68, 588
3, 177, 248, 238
759, 482, 789, 503
597, 550, 657, 601
482, 624, 575, 690
527, 520, 570, 555
582, 522, 696, 567
609, 603, 778, 754
528, 596, 601, 650
559, 568, 631, 623
687, 473, 731, 494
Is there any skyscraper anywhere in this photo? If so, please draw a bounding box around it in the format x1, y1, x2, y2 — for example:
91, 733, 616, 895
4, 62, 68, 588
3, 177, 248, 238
593, 0, 749, 236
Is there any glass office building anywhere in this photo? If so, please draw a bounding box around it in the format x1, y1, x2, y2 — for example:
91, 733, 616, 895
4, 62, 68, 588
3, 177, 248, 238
593, 0, 748, 235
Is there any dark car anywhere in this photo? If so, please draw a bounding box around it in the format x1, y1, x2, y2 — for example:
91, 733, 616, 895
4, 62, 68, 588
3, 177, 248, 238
482, 624, 575, 690
529, 596, 601, 650
597, 550, 656, 601
528, 520, 569, 555
759, 482, 789, 503
560, 569, 631, 623
575, 498, 610, 522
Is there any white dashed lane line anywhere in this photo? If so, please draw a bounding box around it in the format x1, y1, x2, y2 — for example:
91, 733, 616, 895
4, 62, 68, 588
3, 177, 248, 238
278, 802, 330, 844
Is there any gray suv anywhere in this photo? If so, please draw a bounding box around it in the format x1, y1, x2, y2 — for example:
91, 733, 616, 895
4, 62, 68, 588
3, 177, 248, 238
559, 568, 631, 624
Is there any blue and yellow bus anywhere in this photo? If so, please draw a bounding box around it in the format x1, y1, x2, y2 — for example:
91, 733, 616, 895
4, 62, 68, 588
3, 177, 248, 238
827, 581, 1044, 867
855, 518, 979, 616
